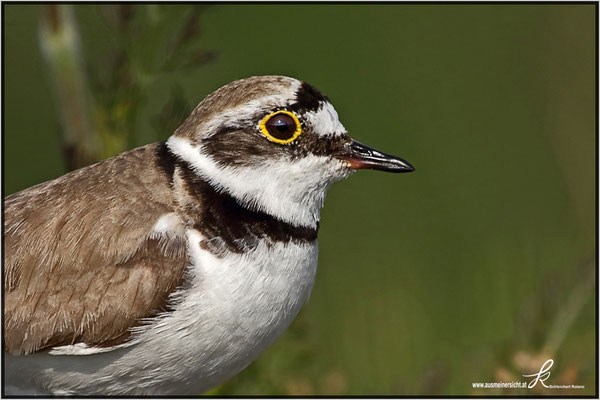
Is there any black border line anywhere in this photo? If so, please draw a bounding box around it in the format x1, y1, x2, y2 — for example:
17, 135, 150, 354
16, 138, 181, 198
0, 1, 599, 5
594, 2, 599, 400
0, 2, 598, 399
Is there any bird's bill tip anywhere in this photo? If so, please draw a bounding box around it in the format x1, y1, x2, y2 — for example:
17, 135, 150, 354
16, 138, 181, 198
338, 140, 415, 173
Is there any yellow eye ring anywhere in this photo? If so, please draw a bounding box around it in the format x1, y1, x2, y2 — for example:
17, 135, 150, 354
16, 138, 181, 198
258, 110, 302, 144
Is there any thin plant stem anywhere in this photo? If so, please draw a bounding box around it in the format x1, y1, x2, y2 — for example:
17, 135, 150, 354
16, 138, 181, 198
39, 4, 99, 169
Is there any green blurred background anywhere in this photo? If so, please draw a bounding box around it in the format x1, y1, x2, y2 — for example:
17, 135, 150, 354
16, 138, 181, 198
3, 4, 596, 396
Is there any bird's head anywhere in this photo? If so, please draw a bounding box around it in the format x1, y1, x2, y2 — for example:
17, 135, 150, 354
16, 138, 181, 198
167, 75, 414, 228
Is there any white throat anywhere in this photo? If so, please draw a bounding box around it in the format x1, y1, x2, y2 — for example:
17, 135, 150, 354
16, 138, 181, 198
167, 136, 349, 228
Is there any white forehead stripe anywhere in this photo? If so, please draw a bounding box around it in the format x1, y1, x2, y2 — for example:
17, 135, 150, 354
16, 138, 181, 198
303, 101, 346, 137
201, 94, 297, 139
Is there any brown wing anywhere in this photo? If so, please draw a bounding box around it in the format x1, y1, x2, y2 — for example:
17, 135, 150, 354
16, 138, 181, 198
3, 143, 189, 355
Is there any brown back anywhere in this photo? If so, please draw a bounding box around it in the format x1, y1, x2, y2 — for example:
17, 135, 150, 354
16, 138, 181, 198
3, 143, 188, 355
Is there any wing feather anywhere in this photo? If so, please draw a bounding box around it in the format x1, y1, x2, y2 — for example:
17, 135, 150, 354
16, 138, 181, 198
3, 143, 189, 355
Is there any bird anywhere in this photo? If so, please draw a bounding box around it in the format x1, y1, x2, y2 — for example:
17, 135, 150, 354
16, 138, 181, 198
3, 75, 414, 395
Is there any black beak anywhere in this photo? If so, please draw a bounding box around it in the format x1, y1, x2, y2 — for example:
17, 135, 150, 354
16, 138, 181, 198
337, 140, 415, 173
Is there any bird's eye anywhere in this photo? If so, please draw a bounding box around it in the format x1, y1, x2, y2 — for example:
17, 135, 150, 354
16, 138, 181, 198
259, 111, 302, 144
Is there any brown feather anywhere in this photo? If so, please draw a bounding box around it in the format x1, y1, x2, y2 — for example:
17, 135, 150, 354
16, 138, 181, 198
3, 143, 188, 355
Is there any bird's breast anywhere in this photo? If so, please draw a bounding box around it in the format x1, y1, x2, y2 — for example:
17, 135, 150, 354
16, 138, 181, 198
118, 229, 319, 394
4, 228, 320, 396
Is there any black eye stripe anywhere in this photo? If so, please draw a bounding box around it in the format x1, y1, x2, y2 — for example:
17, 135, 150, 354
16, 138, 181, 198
211, 125, 239, 137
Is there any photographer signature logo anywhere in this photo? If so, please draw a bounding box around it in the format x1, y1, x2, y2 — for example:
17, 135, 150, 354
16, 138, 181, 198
472, 357, 584, 391
522, 359, 553, 388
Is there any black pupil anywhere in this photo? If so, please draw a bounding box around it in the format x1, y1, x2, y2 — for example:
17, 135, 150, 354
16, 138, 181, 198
265, 114, 296, 140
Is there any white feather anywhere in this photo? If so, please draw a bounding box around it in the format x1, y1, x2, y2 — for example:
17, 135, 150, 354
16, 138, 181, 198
303, 101, 346, 137
150, 212, 185, 239
47, 343, 121, 356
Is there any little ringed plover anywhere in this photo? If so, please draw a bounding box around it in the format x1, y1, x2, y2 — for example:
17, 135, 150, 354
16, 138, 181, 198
3, 75, 414, 395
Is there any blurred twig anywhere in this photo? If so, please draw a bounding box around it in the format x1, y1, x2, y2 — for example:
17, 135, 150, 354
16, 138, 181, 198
39, 5, 99, 169
542, 256, 595, 356
38, 5, 216, 171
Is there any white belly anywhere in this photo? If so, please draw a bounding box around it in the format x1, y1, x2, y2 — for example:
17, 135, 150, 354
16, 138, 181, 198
4, 231, 318, 395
